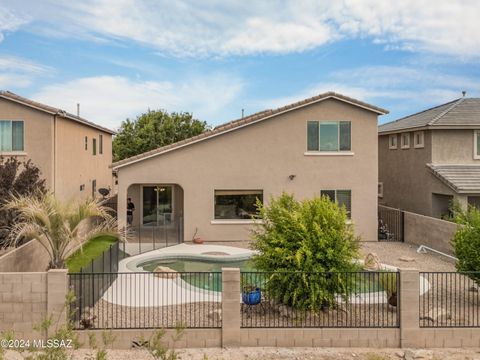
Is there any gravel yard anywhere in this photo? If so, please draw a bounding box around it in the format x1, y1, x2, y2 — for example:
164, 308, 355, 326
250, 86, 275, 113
60, 347, 480, 360
359, 242, 455, 271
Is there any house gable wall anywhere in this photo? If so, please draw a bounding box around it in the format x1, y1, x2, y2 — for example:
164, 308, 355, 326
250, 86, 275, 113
117, 98, 379, 242
55, 117, 113, 201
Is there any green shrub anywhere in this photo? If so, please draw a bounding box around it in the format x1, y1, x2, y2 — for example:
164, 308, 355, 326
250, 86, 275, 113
452, 205, 480, 284
251, 193, 360, 310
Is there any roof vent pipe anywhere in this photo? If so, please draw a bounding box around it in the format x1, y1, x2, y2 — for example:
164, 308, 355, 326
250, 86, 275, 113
462, 91, 466, 97
77, 103, 80, 117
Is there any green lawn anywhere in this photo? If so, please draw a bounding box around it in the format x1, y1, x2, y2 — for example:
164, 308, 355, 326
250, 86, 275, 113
66, 235, 118, 273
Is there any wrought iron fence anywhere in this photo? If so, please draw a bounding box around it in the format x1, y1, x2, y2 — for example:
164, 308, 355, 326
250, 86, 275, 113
378, 205, 404, 242
79, 241, 126, 274
69, 272, 222, 330
420, 272, 480, 327
124, 219, 183, 256
240, 271, 400, 328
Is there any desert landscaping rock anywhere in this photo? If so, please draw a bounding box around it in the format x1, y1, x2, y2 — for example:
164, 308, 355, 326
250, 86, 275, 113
61, 348, 480, 360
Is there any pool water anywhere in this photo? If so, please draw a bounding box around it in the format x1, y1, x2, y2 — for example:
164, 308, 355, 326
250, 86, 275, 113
141, 258, 256, 272
140, 258, 256, 292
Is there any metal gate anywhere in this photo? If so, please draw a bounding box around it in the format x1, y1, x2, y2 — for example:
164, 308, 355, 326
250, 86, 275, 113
378, 205, 404, 242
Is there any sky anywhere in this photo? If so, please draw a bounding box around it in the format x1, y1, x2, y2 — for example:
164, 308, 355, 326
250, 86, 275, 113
0, 0, 479, 130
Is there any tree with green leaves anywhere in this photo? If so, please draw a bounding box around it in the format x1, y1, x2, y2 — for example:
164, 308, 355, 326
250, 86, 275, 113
451, 202, 480, 284
0, 157, 46, 247
251, 193, 360, 310
113, 110, 210, 161
6, 192, 120, 269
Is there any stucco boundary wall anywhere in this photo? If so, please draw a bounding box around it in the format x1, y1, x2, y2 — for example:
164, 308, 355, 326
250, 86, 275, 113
1, 268, 479, 348
403, 210, 459, 256
0, 269, 68, 339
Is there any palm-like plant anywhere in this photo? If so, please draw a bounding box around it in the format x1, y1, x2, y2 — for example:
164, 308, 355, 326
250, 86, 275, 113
6, 192, 121, 269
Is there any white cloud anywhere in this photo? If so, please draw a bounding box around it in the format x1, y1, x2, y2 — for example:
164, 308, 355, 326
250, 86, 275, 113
0, 7, 27, 42
0, 55, 52, 89
3, 0, 479, 57
31, 74, 244, 130
259, 65, 480, 120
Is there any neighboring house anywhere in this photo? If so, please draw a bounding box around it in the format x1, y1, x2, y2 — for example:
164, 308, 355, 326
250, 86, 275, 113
112, 92, 387, 244
378, 96, 480, 218
0, 91, 115, 200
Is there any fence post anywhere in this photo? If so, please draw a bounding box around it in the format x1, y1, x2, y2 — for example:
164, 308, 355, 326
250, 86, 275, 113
399, 268, 422, 348
222, 267, 241, 347
47, 269, 68, 337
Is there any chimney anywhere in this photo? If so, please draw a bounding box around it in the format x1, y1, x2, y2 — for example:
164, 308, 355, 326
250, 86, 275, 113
77, 103, 80, 117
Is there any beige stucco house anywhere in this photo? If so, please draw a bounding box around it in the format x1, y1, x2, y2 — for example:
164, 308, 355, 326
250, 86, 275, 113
379, 96, 480, 218
0, 91, 115, 201
112, 92, 388, 245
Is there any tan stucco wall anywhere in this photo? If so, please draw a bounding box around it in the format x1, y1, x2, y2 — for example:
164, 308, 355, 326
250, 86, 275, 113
404, 210, 459, 255
0, 240, 50, 272
0, 99, 113, 201
118, 98, 379, 242
432, 129, 480, 164
378, 131, 455, 216
0, 98, 54, 188
55, 117, 113, 201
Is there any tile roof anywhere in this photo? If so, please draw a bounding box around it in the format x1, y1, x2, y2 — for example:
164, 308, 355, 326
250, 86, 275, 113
112, 91, 388, 169
427, 164, 480, 193
0, 90, 115, 135
379, 98, 480, 134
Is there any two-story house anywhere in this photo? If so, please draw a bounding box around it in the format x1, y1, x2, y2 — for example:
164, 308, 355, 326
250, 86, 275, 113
378, 96, 480, 218
0, 91, 115, 200
112, 92, 387, 244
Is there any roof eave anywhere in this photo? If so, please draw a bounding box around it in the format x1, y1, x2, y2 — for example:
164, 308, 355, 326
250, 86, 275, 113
0, 93, 115, 135
113, 93, 387, 170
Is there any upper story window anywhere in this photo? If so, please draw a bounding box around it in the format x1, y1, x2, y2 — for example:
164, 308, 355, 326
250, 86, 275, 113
414, 131, 424, 148
92, 138, 97, 155
401, 133, 410, 149
99, 134, 103, 155
0, 120, 24, 152
389, 134, 397, 149
321, 189, 352, 218
214, 190, 263, 220
84, 136, 88, 150
474, 130, 480, 160
307, 121, 351, 152
378, 182, 384, 198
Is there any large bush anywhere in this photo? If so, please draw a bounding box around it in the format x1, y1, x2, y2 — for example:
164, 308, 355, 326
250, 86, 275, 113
452, 204, 480, 284
251, 193, 360, 310
0, 157, 46, 247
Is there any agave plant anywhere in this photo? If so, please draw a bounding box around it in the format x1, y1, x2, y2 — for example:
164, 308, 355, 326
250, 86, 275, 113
6, 192, 121, 269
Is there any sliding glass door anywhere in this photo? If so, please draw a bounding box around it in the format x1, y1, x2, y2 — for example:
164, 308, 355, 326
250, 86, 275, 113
142, 185, 173, 226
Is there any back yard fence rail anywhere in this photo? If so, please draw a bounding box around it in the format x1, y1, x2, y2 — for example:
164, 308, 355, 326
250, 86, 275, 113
240, 271, 400, 328
79, 241, 125, 274
69, 271, 222, 330
420, 272, 480, 327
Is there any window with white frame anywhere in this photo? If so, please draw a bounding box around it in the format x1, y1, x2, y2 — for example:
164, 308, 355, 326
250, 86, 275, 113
389, 134, 397, 149
307, 121, 351, 152
320, 189, 352, 218
0, 120, 24, 152
414, 131, 424, 148
378, 183, 384, 198
474, 130, 480, 159
401, 133, 410, 149
214, 190, 263, 220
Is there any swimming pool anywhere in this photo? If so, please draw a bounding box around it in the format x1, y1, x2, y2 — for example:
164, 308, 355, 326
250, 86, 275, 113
139, 257, 256, 291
